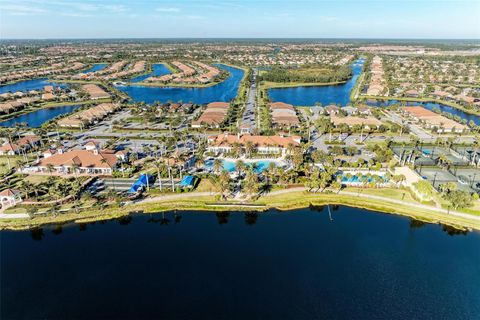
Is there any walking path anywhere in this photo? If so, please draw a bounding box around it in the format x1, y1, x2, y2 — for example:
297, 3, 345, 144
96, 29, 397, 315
1, 188, 478, 224
262, 187, 480, 221
0, 213, 29, 219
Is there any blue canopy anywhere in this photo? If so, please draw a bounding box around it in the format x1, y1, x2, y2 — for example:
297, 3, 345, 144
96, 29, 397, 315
179, 175, 196, 187
128, 174, 153, 194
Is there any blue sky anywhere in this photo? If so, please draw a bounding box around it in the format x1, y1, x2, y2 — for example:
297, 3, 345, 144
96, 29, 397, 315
0, 0, 479, 39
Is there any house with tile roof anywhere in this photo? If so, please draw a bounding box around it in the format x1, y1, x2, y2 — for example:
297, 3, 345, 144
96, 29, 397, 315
207, 133, 301, 155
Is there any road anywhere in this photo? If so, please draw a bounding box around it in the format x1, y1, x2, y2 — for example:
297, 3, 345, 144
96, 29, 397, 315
240, 68, 256, 131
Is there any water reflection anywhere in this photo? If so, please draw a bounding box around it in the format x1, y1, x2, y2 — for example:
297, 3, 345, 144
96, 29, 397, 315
4, 206, 479, 320
442, 224, 468, 236
174, 213, 182, 224
51, 225, 63, 235
244, 212, 259, 225
309, 205, 325, 212
409, 219, 427, 229
118, 216, 133, 225
409, 218, 427, 229
216, 211, 230, 225
30, 228, 44, 241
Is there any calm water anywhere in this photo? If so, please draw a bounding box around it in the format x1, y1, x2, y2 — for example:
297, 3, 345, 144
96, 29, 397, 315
116, 64, 244, 104
82, 63, 108, 73
1, 207, 479, 319
366, 99, 480, 125
268, 59, 365, 106
0, 105, 81, 127
0, 78, 68, 94
130, 63, 171, 83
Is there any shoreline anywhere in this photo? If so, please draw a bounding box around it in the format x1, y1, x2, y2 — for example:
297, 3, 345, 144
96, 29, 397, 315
123, 63, 245, 89
1, 189, 479, 232
0, 99, 111, 125
360, 95, 480, 117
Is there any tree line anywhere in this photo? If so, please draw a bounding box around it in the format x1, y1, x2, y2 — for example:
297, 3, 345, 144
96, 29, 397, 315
258, 65, 352, 83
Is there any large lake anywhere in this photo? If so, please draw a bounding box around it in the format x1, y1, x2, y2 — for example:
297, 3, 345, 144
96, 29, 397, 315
268, 59, 365, 106
1, 206, 479, 319
116, 64, 244, 104
0, 105, 81, 127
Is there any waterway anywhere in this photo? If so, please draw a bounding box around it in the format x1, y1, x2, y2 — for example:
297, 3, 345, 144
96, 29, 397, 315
0, 78, 68, 94
268, 59, 365, 106
0, 105, 81, 128
365, 99, 480, 125
130, 63, 171, 83
1, 206, 479, 319
82, 63, 108, 73
116, 64, 244, 104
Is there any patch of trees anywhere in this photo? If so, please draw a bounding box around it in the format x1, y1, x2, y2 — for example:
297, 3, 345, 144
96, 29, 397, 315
258, 65, 352, 83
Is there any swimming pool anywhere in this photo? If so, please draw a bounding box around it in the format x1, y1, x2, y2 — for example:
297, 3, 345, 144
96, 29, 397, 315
204, 159, 279, 173
340, 174, 389, 184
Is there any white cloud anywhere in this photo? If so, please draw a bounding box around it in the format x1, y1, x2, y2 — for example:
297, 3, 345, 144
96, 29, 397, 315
0, 4, 48, 16
184, 15, 205, 20
155, 7, 181, 13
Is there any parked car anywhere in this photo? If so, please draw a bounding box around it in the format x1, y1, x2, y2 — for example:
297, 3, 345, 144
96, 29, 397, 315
458, 175, 468, 185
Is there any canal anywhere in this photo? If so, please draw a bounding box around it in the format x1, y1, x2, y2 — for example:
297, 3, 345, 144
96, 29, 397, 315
129, 63, 171, 83
82, 63, 108, 73
0, 105, 81, 127
365, 99, 480, 125
1, 206, 479, 319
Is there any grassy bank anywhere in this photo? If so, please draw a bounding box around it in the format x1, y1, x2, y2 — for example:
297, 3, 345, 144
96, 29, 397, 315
0, 99, 112, 125
262, 80, 347, 89
41, 98, 111, 108
129, 81, 219, 88
256, 191, 480, 230
1, 189, 479, 232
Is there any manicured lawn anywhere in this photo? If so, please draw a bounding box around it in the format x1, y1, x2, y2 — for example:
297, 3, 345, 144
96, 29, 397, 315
24, 175, 51, 184
343, 187, 422, 205
195, 179, 216, 192
0, 156, 22, 175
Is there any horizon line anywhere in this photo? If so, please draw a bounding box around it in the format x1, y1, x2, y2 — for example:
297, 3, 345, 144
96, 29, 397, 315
1, 37, 480, 41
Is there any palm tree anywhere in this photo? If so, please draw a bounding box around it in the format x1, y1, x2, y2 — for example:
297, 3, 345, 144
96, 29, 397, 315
218, 171, 230, 200
26, 206, 38, 219
71, 163, 80, 181
154, 160, 166, 191
195, 158, 205, 169
46, 164, 55, 176
245, 141, 255, 158
213, 159, 223, 174
232, 142, 241, 158
70, 182, 82, 214
235, 159, 246, 176
19, 180, 33, 200
331, 180, 342, 194
243, 168, 259, 198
